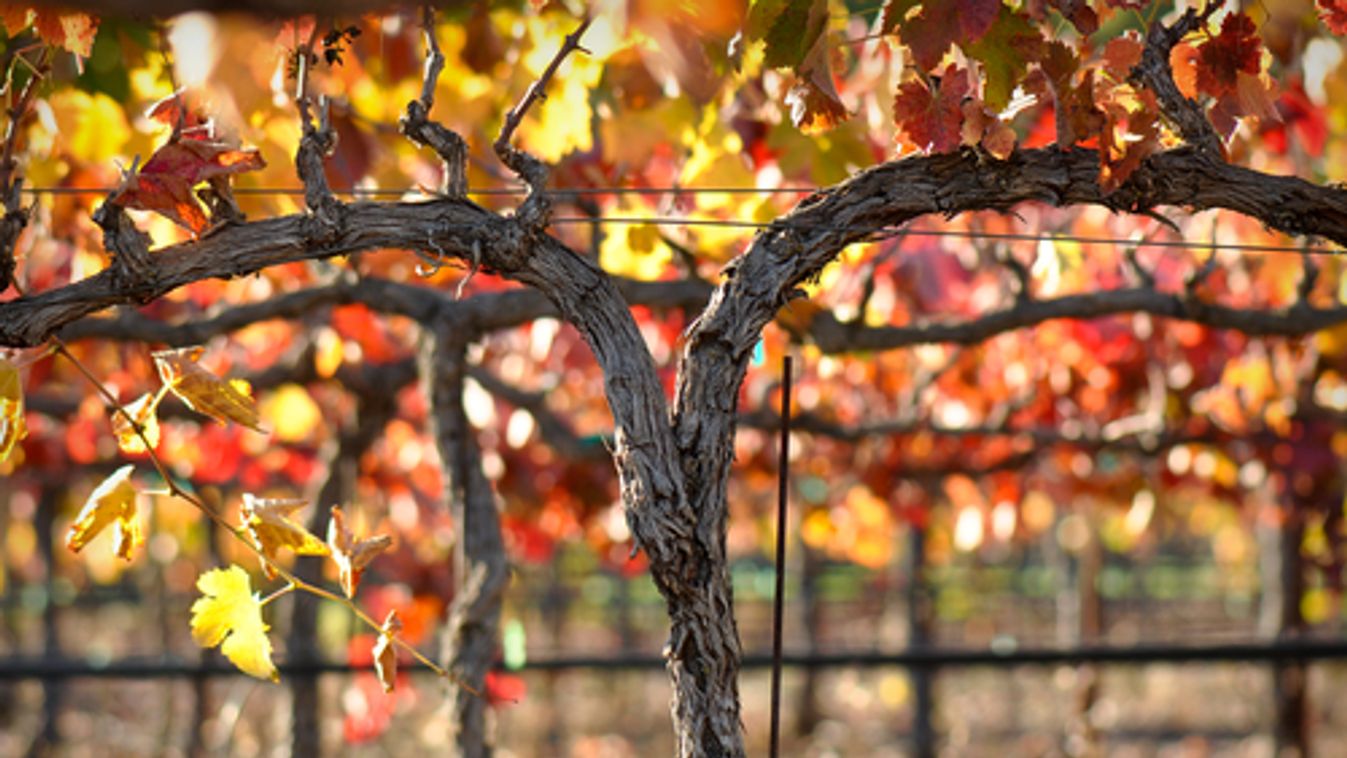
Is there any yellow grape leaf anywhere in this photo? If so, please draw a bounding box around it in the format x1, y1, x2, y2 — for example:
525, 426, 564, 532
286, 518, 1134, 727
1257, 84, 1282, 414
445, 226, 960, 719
110, 391, 163, 454
241, 494, 328, 578
66, 464, 142, 561
153, 347, 265, 432
327, 506, 393, 598
373, 609, 402, 693
0, 358, 26, 463
190, 565, 278, 681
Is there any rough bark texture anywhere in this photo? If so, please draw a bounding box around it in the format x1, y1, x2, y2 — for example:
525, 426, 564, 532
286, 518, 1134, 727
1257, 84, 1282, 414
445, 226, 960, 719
421, 320, 509, 757
7, 146, 1347, 348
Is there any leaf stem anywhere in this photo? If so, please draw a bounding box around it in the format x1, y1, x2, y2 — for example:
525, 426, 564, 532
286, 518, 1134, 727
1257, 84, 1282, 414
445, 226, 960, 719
259, 582, 297, 607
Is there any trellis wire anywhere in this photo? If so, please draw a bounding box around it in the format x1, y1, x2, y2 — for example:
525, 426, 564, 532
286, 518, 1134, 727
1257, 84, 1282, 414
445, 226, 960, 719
4, 639, 1347, 679
13, 184, 1341, 257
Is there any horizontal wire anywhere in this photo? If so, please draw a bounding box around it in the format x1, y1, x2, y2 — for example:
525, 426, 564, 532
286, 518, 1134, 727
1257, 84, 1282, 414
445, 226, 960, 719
14, 185, 1340, 257
545, 216, 1340, 257
19, 184, 806, 197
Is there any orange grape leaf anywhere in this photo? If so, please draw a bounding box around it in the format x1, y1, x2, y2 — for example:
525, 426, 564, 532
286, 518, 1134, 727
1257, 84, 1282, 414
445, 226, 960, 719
0, 357, 26, 463
145, 90, 214, 138
1, 8, 31, 37
153, 347, 265, 432
373, 609, 403, 693
110, 391, 163, 454
190, 565, 279, 681
66, 464, 142, 560
242, 494, 328, 577
327, 506, 393, 598
33, 9, 98, 58
111, 137, 265, 234
4, 9, 98, 57
1102, 32, 1143, 80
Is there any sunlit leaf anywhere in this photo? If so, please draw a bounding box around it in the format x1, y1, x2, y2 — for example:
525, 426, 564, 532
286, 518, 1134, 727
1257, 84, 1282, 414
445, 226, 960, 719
964, 6, 1043, 111
1195, 12, 1262, 99
110, 391, 163, 454
786, 18, 849, 133
893, 65, 970, 153
241, 494, 328, 577
66, 464, 141, 561
373, 609, 402, 694
111, 135, 265, 234
900, 0, 1000, 72
6, 8, 99, 57
0, 358, 27, 464
327, 506, 393, 598
153, 347, 265, 432
190, 565, 278, 681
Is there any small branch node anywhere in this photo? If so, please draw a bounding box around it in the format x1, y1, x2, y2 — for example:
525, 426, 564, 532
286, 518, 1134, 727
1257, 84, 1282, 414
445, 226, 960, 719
493, 15, 593, 229
92, 201, 157, 299
399, 5, 469, 199
296, 95, 343, 236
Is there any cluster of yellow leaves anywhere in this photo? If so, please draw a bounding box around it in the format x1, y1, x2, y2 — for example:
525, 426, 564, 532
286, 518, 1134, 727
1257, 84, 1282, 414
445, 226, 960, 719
49, 341, 400, 684
186, 501, 394, 682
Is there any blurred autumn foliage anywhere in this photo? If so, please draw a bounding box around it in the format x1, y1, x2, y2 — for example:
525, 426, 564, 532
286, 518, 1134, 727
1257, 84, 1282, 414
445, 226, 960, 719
4, 0, 1347, 755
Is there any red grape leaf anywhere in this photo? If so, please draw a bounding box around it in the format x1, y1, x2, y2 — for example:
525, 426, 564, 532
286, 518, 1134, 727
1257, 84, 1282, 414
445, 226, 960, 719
900, 0, 1001, 71
894, 65, 970, 153
1048, 0, 1098, 35
1102, 32, 1143, 80
880, 0, 922, 33
1318, 0, 1347, 34
1195, 12, 1262, 99
111, 137, 265, 234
